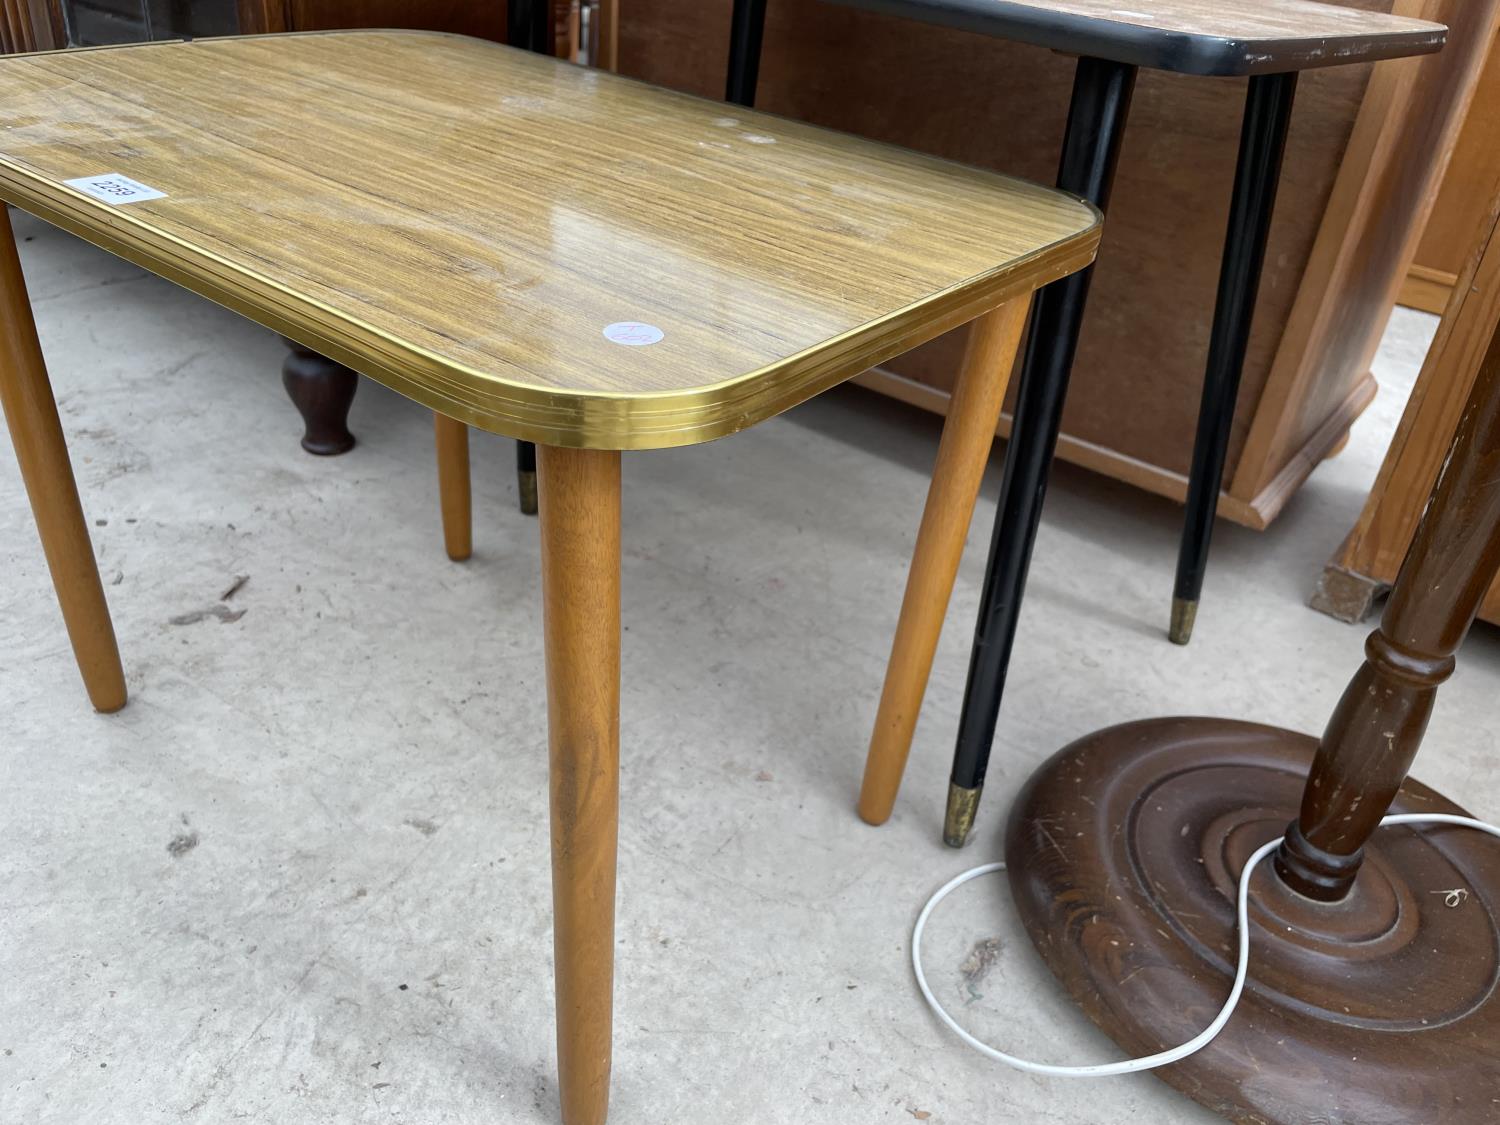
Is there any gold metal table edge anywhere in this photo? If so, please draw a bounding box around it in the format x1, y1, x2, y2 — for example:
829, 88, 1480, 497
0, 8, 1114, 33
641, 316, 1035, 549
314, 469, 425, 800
0, 161, 1099, 450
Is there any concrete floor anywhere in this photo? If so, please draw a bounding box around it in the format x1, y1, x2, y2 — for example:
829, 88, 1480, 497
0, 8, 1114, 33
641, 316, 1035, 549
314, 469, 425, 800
3, 207, 1497, 1125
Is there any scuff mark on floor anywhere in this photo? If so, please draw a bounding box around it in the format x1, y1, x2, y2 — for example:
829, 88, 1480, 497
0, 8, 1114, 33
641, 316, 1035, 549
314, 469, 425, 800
170, 605, 245, 626
959, 936, 1004, 1002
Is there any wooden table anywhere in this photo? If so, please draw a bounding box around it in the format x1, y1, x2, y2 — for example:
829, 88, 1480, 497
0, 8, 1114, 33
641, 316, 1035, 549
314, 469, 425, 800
721, 0, 1447, 847
0, 31, 1098, 1124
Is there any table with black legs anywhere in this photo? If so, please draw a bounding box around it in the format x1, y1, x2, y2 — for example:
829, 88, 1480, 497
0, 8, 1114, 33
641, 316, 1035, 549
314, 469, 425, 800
723, 0, 1446, 846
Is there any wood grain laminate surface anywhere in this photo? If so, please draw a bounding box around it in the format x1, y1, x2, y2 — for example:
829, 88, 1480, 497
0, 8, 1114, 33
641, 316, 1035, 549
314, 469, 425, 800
834, 0, 1446, 75
0, 31, 1100, 449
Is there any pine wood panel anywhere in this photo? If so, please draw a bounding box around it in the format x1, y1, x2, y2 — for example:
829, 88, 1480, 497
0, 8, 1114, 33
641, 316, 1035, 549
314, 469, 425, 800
1322, 181, 1500, 626
1402, 28, 1500, 311
833, 0, 1445, 76
0, 0, 63, 52
0, 31, 1098, 449
1401, 263, 1460, 315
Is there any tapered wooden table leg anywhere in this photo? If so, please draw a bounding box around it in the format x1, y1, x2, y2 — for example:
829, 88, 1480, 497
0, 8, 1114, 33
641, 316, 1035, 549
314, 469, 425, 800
433, 413, 472, 561
0, 207, 125, 713
858, 297, 1030, 826
538, 444, 620, 1125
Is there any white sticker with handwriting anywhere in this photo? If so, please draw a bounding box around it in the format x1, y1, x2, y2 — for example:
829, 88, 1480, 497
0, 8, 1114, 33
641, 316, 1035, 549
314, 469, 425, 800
64, 173, 166, 204
603, 322, 664, 347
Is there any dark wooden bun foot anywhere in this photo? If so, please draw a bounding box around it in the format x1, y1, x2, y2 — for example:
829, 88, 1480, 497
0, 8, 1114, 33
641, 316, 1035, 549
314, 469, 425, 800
281, 337, 357, 455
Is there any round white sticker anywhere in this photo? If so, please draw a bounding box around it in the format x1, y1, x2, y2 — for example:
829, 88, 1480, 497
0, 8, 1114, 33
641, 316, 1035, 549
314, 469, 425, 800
603, 322, 664, 347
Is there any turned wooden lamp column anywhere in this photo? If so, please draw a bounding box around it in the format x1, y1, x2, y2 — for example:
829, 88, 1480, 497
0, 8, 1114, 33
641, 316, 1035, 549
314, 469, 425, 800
1275, 336, 1500, 900
1005, 297, 1500, 1121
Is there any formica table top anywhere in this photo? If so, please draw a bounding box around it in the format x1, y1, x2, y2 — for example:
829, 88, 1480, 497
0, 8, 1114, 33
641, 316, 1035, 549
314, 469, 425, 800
0, 32, 1101, 448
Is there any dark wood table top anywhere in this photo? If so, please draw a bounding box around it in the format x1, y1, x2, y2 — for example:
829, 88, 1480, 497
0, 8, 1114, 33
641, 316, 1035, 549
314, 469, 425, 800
831, 0, 1446, 76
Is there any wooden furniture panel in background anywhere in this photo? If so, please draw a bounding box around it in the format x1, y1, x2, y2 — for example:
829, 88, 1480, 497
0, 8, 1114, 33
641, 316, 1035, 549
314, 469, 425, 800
1233, 0, 1499, 516
287, 0, 504, 38
0, 0, 63, 50
238, 0, 584, 53
238, 0, 508, 37
1400, 28, 1500, 314
1315, 178, 1500, 626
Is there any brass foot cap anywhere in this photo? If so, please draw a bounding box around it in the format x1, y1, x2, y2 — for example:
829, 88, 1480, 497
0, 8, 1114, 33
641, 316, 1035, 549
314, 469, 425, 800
1168, 596, 1197, 646
943, 782, 982, 848
518, 469, 539, 516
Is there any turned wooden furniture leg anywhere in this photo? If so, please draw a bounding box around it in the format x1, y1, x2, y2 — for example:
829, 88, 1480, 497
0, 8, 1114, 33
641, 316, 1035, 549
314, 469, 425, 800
433, 412, 472, 561
1276, 298, 1500, 901
858, 296, 1030, 826
0, 207, 125, 713
280, 338, 357, 455
538, 444, 620, 1125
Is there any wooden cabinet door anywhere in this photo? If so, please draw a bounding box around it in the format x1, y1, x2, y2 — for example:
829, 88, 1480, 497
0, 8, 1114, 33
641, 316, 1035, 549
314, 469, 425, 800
238, 0, 508, 39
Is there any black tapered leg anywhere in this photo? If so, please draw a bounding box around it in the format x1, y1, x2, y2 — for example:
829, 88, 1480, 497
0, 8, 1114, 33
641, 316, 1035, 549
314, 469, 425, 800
1169, 72, 1298, 644
508, 0, 551, 517
943, 57, 1137, 848
517, 437, 538, 516
507, 0, 550, 53
726, 0, 768, 107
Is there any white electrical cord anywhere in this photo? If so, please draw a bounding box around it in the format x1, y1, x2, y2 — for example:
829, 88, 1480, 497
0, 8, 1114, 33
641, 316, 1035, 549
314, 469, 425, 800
912, 812, 1500, 1077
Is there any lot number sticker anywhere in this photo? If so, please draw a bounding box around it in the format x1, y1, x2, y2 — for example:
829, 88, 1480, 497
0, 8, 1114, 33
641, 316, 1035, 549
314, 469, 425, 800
64, 173, 167, 204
